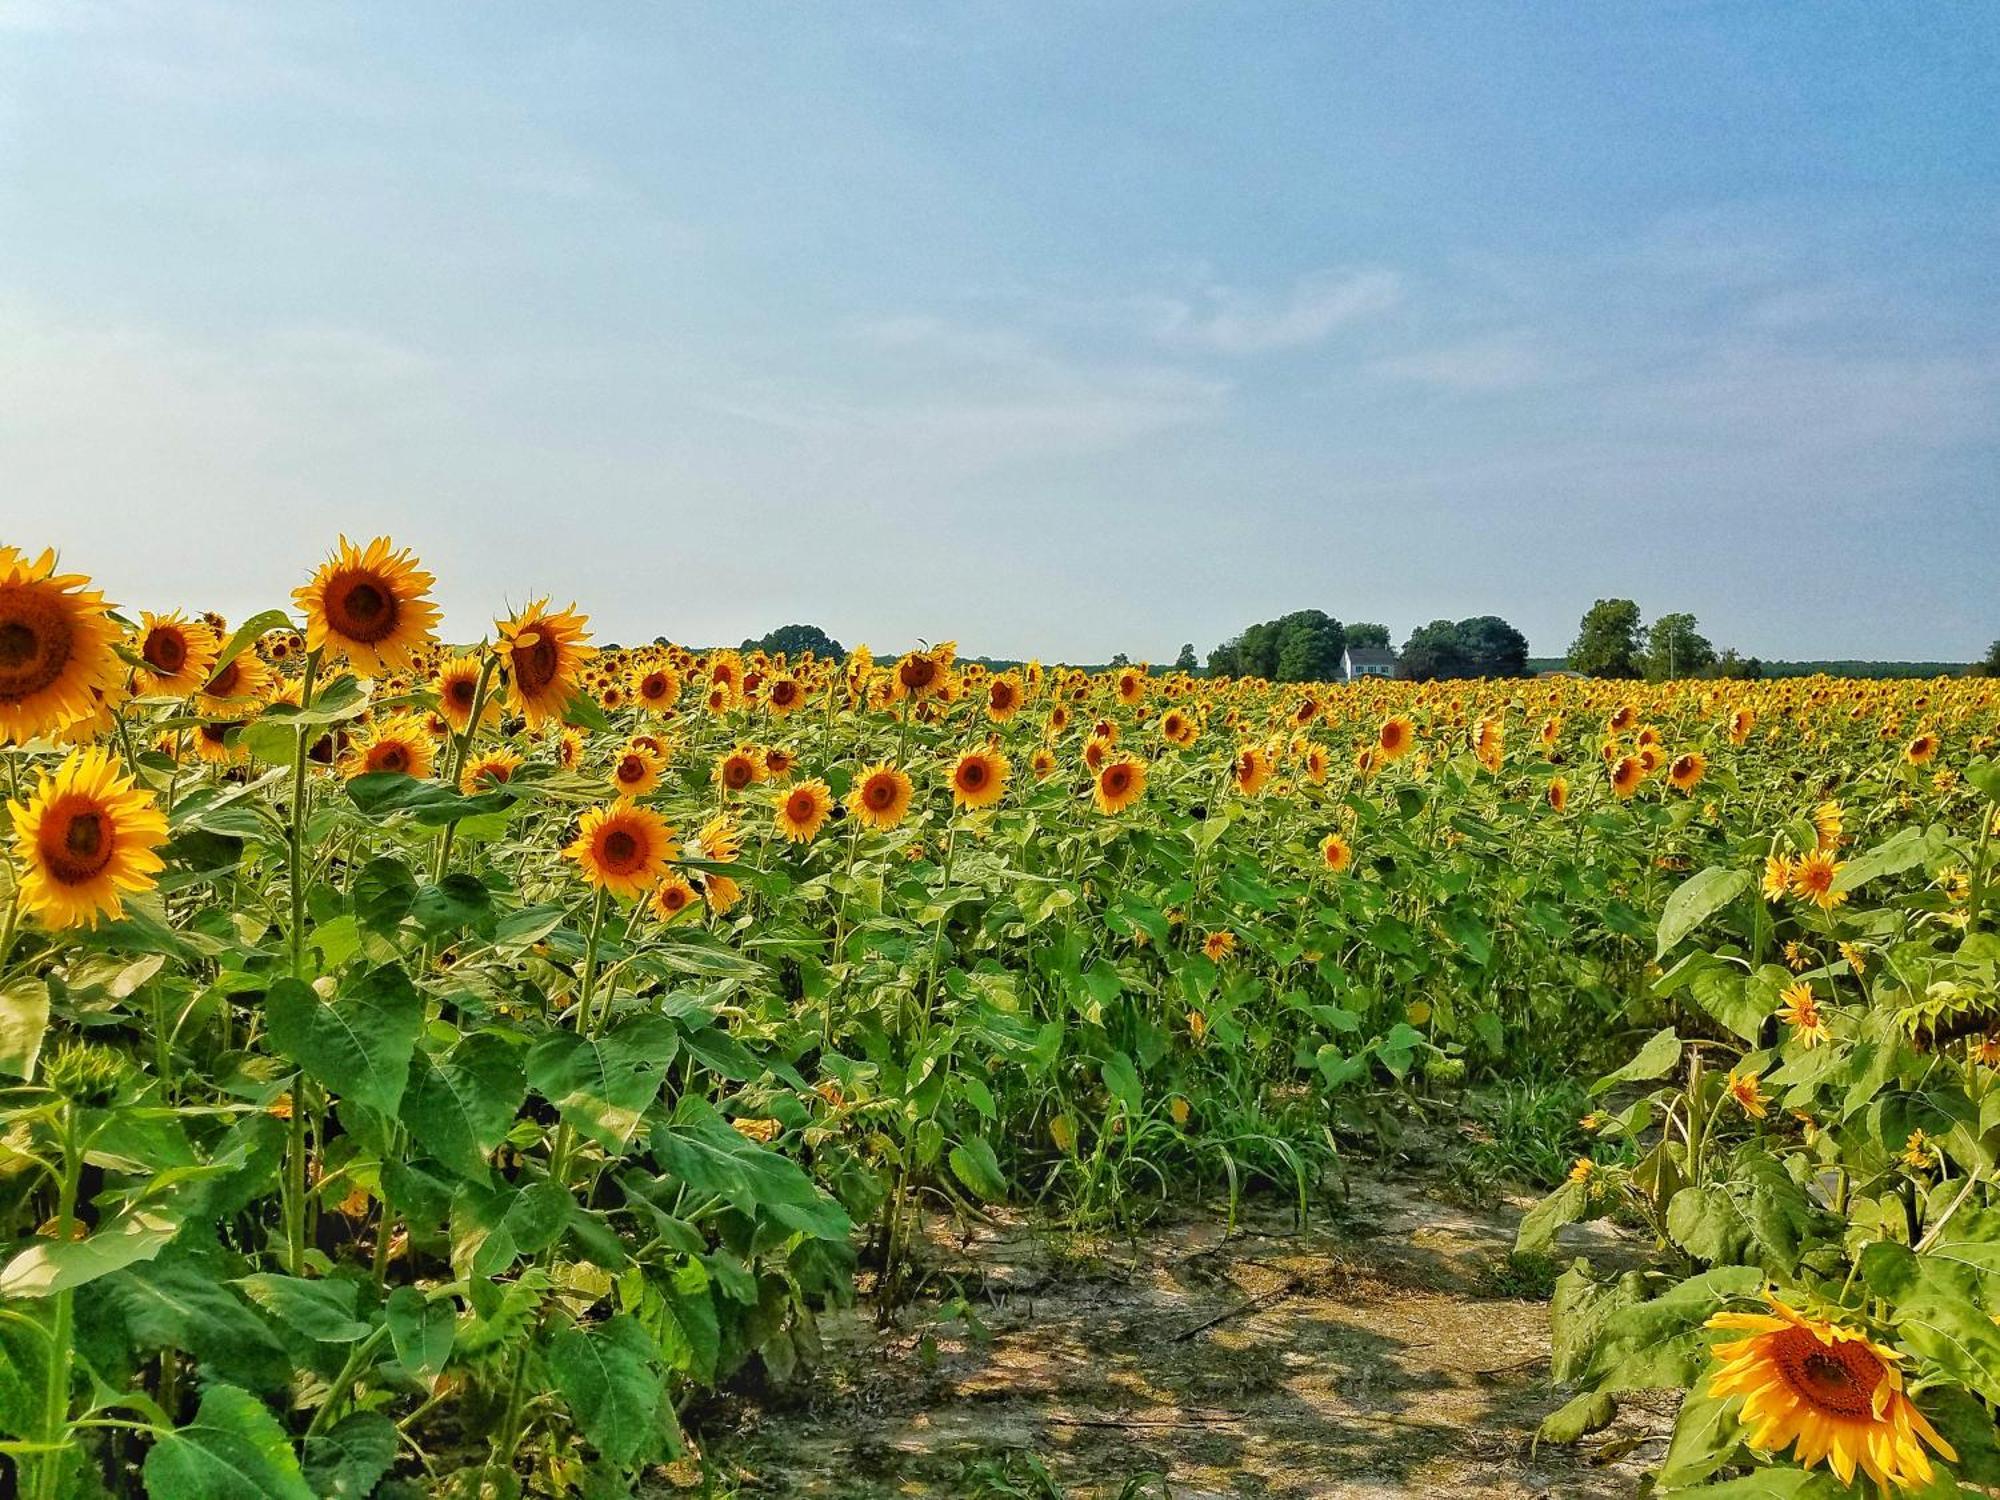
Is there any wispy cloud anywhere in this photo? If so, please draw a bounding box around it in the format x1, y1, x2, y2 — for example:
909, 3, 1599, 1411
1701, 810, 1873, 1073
1150, 268, 1403, 355
1373, 332, 1553, 392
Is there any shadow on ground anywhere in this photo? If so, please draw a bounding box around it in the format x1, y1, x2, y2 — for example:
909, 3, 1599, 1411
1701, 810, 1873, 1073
687, 1173, 1672, 1498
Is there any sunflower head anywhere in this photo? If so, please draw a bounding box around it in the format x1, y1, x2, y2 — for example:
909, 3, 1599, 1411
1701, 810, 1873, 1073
1092, 755, 1147, 816
565, 801, 674, 899
341, 711, 438, 781
849, 762, 913, 831
949, 747, 1009, 810
134, 611, 221, 697
775, 779, 833, 843
432, 655, 496, 734
494, 600, 596, 729
608, 742, 665, 798
0, 548, 124, 745
1320, 832, 1353, 873
716, 745, 765, 794
295, 536, 440, 677
461, 747, 524, 795
8, 746, 168, 929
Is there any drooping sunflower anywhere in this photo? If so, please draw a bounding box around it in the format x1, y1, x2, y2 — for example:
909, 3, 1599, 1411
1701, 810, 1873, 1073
1319, 832, 1353, 873
133, 611, 220, 697
699, 870, 744, 915
774, 779, 833, 843
1705, 1297, 1954, 1491
849, 762, 913, 831
432, 655, 497, 734
54, 682, 131, 747
340, 711, 437, 781
948, 746, 1009, 810
1726, 1069, 1768, 1119
191, 720, 247, 765
294, 536, 440, 677
1668, 750, 1707, 792
565, 801, 674, 899
608, 742, 665, 798
762, 745, 797, 780
1092, 755, 1147, 816
8, 746, 168, 929
715, 744, 765, 794
1377, 715, 1416, 762
649, 872, 700, 924
494, 600, 596, 729
0, 547, 124, 745
461, 747, 523, 794
694, 813, 741, 864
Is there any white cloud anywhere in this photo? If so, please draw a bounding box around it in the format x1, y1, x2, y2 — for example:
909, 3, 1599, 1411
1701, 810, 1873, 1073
1154, 268, 1403, 355
1373, 332, 1551, 392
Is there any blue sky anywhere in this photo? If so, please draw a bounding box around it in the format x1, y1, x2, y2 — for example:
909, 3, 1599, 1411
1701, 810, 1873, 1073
2, 3, 1995, 661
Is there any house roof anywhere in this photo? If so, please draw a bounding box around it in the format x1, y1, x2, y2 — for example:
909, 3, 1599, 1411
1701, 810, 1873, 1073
1345, 647, 1398, 666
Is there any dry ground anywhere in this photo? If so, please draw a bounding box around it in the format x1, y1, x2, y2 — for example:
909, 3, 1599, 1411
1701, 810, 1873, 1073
685, 1173, 1676, 1498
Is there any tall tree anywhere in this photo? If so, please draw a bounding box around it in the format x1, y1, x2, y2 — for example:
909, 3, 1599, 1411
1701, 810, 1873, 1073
1979, 640, 2000, 678
1568, 599, 1644, 678
1643, 612, 1716, 680
1456, 615, 1529, 677
1174, 643, 1199, 673
1345, 622, 1392, 649
1208, 610, 1346, 682
1399, 620, 1473, 682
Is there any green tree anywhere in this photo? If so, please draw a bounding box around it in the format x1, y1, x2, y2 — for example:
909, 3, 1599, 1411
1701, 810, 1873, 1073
1642, 612, 1716, 680
1456, 615, 1529, 677
1567, 599, 1643, 678
1399, 620, 1472, 681
744, 623, 844, 661
1208, 610, 1346, 682
1174, 643, 1199, 673
1345, 622, 1392, 649
1978, 640, 2000, 677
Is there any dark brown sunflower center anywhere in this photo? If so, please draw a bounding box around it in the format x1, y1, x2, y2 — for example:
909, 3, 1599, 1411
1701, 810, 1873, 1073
1104, 767, 1130, 794
145, 629, 187, 673
642, 674, 668, 698
901, 658, 936, 690
787, 791, 816, 821
618, 756, 645, 782
447, 678, 476, 707
41, 805, 113, 884
0, 595, 72, 700
330, 574, 398, 644
1776, 1330, 1883, 1418
772, 682, 796, 705
515, 634, 560, 695
206, 659, 241, 697
373, 744, 411, 773
600, 828, 642, 870
866, 779, 895, 809
723, 760, 753, 790
960, 762, 987, 789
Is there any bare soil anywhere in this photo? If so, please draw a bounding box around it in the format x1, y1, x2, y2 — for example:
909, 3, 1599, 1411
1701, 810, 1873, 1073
685, 1172, 1676, 1498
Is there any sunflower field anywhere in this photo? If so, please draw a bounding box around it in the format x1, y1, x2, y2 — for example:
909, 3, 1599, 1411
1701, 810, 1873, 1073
0, 536, 1995, 1499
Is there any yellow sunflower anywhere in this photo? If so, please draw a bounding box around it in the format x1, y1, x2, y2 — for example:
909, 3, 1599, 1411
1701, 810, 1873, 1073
133, 611, 220, 697
648, 872, 699, 924
0, 547, 124, 745
1610, 754, 1645, 799
1320, 832, 1353, 873
1791, 851, 1848, 911
1777, 982, 1827, 1048
1546, 776, 1569, 813
494, 600, 596, 729
8, 746, 168, 929
949, 746, 1009, 810
699, 870, 744, 915
1092, 756, 1147, 816
554, 726, 586, 772
715, 744, 764, 794
195, 649, 273, 719
340, 711, 437, 781
432, 655, 497, 734
1668, 751, 1707, 792
985, 673, 1023, 723
1763, 853, 1797, 903
1030, 746, 1058, 780
774, 779, 833, 843
460, 747, 523, 794
695, 813, 742, 863
294, 536, 440, 677
1706, 1296, 1954, 1491
1378, 715, 1416, 762
1233, 744, 1275, 796
763, 674, 806, 715
849, 762, 913, 831
565, 801, 674, 899
633, 663, 682, 713
608, 742, 665, 798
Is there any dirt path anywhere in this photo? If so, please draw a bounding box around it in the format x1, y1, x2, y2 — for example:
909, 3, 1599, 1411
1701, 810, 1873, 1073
692, 1174, 1676, 1498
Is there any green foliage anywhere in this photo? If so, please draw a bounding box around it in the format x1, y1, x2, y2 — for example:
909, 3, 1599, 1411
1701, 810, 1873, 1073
1398, 615, 1527, 680
742, 623, 844, 660
1643, 611, 1717, 680
1208, 609, 1345, 680
1567, 598, 1643, 678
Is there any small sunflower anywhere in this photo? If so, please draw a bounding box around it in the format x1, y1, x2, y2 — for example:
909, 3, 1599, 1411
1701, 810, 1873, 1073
985, 673, 1023, 722
133, 611, 220, 697
340, 711, 437, 781
1777, 982, 1827, 1049
1668, 751, 1707, 792
1546, 776, 1569, 813
1762, 853, 1796, 903
295, 536, 440, 676
1610, 754, 1644, 799
432, 655, 497, 734
494, 600, 596, 729
8, 746, 168, 929
554, 726, 586, 771
1202, 930, 1236, 962
648, 872, 700, 924
1903, 732, 1939, 766
1233, 744, 1275, 796
1791, 851, 1847, 911
0, 547, 124, 744
1377, 715, 1416, 762
763, 674, 805, 715
461, 747, 523, 794
695, 813, 742, 864
699, 870, 744, 915
775, 779, 833, 843
949, 746, 1009, 810
715, 744, 765, 794
195, 649, 273, 718
608, 742, 666, 798
633, 663, 683, 713
1030, 746, 1058, 780
849, 762, 913, 831
1726, 1069, 1768, 1119
1319, 832, 1353, 873
565, 801, 674, 898
1092, 755, 1147, 816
